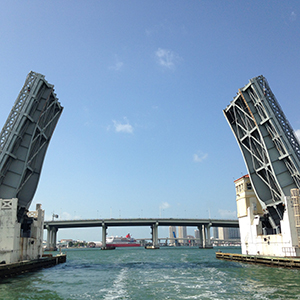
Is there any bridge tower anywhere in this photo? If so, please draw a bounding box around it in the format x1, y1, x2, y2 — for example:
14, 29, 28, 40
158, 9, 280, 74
224, 76, 300, 256
0, 72, 63, 263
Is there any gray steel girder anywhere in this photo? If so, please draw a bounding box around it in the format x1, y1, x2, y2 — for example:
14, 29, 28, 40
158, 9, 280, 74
224, 76, 300, 227
0, 72, 63, 216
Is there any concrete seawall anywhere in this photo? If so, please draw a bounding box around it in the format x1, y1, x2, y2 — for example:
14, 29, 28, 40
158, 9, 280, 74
0, 254, 66, 279
216, 252, 300, 268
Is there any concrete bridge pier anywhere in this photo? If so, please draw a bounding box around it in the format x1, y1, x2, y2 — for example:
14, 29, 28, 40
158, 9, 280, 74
206, 224, 212, 248
101, 224, 107, 249
52, 227, 58, 250
202, 225, 207, 248
201, 224, 212, 249
146, 223, 159, 249
101, 224, 114, 250
46, 226, 58, 250
46, 226, 50, 249
153, 223, 159, 248
197, 225, 203, 248
102, 224, 106, 248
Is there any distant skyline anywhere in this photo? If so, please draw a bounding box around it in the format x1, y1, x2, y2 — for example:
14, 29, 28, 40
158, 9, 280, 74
0, 1, 300, 241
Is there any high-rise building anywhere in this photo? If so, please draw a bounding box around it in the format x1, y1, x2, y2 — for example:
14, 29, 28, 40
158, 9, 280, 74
194, 229, 200, 246
213, 227, 219, 239
217, 227, 240, 240
169, 226, 177, 246
218, 227, 227, 240
178, 226, 187, 245
228, 228, 240, 239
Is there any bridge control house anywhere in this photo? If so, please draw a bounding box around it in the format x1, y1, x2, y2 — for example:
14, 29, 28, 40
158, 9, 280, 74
234, 175, 300, 257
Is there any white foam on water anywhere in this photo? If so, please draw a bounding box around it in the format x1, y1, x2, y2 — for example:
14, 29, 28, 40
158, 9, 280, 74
103, 268, 129, 300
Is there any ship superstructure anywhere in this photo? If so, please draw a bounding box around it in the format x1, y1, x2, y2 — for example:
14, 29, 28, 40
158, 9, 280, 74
106, 234, 140, 247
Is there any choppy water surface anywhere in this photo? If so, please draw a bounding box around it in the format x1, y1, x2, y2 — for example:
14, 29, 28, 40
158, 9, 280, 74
1, 247, 300, 299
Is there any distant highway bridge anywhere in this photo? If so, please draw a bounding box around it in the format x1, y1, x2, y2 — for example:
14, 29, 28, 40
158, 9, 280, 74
44, 218, 239, 250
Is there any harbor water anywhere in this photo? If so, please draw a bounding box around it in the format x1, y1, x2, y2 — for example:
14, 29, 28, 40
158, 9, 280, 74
1, 246, 300, 299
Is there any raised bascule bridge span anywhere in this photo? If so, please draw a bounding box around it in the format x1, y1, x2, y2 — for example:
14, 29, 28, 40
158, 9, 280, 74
0, 72, 63, 264
44, 218, 239, 249
0, 72, 63, 222
224, 75, 300, 257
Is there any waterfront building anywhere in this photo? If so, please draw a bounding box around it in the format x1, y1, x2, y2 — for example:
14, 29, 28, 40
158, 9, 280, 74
178, 226, 187, 245
169, 226, 177, 246
186, 235, 195, 246
228, 228, 240, 239
194, 229, 200, 246
217, 227, 240, 240
213, 227, 218, 239
218, 228, 227, 240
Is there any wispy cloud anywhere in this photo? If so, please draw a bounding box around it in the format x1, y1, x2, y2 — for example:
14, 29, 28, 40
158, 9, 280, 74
61, 212, 72, 220
83, 106, 92, 127
112, 118, 133, 134
218, 209, 236, 218
155, 48, 180, 70
159, 202, 170, 217
160, 202, 170, 210
290, 11, 297, 22
109, 56, 124, 71
193, 152, 208, 163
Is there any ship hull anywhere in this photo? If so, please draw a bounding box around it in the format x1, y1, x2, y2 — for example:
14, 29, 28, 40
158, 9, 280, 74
106, 243, 140, 247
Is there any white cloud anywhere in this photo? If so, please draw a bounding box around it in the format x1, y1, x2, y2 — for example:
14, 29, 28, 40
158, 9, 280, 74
109, 61, 123, 71
159, 202, 170, 217
83, 106, 92, 127
113, 119, 133, 134
290, 11, 297, 22
46, 211, 72, 220
109, 56, 124, 71
193, 152, 208, 163
160, 202, 170, 210
61, 212, 72, 220
155, 48, 179, 70
218, 209, 236, 219
295, 129, 300, 140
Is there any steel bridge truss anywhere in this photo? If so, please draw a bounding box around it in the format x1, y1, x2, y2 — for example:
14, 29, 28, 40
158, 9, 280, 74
224, 76, 300, 231
0, 72, 63, 221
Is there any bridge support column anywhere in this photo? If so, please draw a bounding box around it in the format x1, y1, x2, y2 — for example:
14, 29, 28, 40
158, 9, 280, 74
146, 223, 159, 249
201, 224, 212, 249
198, 226, 203, 248
50, 227, 58, 250
206, 224, 212, 248
46, 226, 50, 250
153, 223, 159, 248
101, 224, 114, 250
102, 225, 106, 248
202, 225, 206, 248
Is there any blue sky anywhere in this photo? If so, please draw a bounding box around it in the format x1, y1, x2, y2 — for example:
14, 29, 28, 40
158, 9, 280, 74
1, 1, 300, 241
